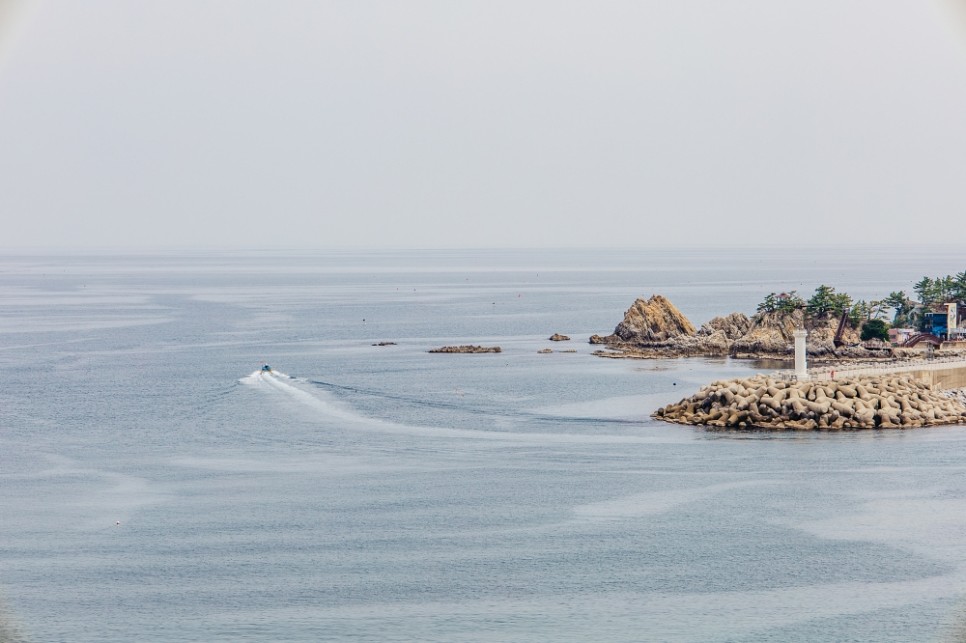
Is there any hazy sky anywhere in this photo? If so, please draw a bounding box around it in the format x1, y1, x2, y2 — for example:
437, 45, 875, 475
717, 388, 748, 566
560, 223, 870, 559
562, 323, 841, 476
2, 0, 966, 249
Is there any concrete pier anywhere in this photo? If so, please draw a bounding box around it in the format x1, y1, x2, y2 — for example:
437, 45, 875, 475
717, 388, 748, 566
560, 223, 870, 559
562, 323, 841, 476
811, 356, 966, 389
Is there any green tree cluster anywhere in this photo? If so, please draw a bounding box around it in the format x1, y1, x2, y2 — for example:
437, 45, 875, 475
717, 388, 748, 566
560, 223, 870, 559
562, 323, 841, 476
882, 291, 914, 327
913, 272, 966, 309
756, 291, 805, 314
860, 318, 890, 342
754, 271, 966, 336
806, 285, 852, 317
895, 271, 966, 330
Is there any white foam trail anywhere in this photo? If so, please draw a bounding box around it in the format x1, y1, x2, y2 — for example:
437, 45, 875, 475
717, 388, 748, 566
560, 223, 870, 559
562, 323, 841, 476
240, 369, 290, 385
244, 369, 384, 427
241, 370, 680, 444
573, 480, 774, 521
11, 455, 168, 532
788, 493, 966, 561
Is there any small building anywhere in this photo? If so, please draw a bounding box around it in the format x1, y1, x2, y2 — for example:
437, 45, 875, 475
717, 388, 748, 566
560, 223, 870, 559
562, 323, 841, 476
924, 302, 964, 340
924, 311, 948, 338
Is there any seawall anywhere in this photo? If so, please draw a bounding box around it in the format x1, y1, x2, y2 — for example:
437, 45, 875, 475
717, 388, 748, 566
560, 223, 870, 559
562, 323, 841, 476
815, 358, 966, 389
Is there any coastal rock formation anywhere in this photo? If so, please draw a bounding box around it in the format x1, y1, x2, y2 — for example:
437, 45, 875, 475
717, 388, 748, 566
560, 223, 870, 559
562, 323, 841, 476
699, 313, 753, 341
592, 296, 755, 358
729, 310, 805, 357
654, 375, 966, 430
549, 333, 571, 341
683, 313, 755, 355
611, 295, 696, 342
590, 295, 713, 357
592, 334, 734, 358
805, 315, 860, 355
731, 311, 861, 358
592, 294, 879, 361
429, 345, 502, 354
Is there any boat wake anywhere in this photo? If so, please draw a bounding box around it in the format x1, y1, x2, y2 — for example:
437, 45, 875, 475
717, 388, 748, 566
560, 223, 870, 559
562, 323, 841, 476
309, 379, 648, 427
240, 370, 676, 444
240, 369, 376, 427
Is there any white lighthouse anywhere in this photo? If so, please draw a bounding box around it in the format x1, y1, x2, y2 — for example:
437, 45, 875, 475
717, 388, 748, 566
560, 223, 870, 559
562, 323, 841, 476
794, 329, 809, 380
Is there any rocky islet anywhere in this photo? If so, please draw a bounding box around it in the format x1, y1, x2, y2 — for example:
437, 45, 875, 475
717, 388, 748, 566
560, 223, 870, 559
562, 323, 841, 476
591, 294, 892, 360
428, 345, 502, 354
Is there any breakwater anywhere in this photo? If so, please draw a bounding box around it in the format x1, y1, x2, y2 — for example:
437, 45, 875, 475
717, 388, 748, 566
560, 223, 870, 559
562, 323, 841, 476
654, 374, 966, 430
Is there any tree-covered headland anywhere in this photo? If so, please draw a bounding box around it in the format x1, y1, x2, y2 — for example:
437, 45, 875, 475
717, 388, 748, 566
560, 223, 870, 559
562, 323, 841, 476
755, 270, 966, 340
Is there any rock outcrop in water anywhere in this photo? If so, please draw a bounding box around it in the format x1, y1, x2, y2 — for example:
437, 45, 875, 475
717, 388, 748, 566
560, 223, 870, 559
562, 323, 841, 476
610, 295, 696, 342
592, 294, 886, 361
429, 345, 502, 354
654, 375, 966, 430
591, 295, 752, 358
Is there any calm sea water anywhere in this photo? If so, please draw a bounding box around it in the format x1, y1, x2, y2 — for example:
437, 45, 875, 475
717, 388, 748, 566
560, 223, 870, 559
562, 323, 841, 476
3, 246, 966, 642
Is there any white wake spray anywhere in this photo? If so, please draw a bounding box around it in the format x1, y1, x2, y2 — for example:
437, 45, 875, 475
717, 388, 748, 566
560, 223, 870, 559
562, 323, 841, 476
240, 369, 675, 444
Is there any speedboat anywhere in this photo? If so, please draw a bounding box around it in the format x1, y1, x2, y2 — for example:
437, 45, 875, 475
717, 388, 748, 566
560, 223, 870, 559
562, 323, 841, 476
261, 364, 272, 372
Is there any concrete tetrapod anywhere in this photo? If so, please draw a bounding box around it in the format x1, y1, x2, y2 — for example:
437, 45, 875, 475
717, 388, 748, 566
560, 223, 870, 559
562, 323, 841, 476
653, 375, 966, 430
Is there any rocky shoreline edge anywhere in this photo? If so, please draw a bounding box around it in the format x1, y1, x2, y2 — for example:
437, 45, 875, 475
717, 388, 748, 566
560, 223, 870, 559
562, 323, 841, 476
654, 374, 966, 430
590, 294, 934, 362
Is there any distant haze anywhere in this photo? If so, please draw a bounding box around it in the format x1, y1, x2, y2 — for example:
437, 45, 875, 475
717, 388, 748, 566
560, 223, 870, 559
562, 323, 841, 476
1, 1, 965, 249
